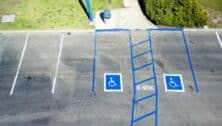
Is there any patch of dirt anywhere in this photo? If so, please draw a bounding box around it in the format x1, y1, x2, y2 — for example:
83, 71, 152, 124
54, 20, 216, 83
206, 8, 222, 27
0, 0, 23, 16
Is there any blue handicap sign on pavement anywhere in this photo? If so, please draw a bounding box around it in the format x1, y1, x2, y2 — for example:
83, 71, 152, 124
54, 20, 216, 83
163, 74, 185, 92
104, 73, 123, 92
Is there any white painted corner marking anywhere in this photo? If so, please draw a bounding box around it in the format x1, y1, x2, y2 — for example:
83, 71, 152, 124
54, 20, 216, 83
216, 32, 222, 48
10, 33, 30, 95
51, 33, 65, 94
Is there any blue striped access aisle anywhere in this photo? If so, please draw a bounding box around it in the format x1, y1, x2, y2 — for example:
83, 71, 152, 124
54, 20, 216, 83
129, 31, 158, 126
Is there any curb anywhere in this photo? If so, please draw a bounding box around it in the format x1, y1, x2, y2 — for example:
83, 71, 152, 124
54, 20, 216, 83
0, 28, 222, 33
0, 29, 94, 33
184, 28, 222, 32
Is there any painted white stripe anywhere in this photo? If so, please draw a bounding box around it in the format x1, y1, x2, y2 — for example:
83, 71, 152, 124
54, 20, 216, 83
216, 32, 222, 48
10, 33, 30, 95
51, 33, 65, 94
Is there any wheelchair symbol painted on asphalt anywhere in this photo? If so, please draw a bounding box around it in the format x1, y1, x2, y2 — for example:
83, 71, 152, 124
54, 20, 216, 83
163, 74, 185, 92
108, 77, 117, 87
168, 77, 178, 87
104, 73, 123, 92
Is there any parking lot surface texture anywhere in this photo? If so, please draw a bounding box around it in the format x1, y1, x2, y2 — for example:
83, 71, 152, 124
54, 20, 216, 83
0, 29, 221, 126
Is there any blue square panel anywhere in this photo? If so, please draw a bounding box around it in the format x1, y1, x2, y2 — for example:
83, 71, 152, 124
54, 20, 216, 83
163, 74, 185, 92
104, 73, 123, 92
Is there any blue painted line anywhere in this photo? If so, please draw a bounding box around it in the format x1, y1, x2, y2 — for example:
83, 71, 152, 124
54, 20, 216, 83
132, 39, 149, 47
133, 110, 156, 123
91, 32, 97, 92
181, 30, 199, 93
148, 30, 159, 126
133, 50, 151, 59
129, 31, 137, 126
135, 77, 154, 86
134, 62, 153, 71
96, 29, 130, 32
134, 93, 156, 103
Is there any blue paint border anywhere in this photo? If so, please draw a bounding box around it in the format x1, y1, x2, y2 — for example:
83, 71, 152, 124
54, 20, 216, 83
181, 30, 199, 92
96, 29, 130, 32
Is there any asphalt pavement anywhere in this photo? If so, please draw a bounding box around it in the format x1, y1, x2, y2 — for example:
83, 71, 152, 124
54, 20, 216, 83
0, 30, 221, 126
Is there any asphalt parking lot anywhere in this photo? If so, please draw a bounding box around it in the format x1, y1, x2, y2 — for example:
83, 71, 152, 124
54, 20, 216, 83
0, 30, 222, 126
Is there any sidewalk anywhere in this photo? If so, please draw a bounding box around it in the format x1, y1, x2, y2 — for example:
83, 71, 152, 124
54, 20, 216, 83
95, 0, 156, 29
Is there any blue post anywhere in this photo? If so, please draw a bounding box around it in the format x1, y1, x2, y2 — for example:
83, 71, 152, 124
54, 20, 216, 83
86, 0, 94, 22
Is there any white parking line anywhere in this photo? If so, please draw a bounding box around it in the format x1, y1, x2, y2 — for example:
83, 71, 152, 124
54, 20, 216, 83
51, 33, 64, 94
216, 32, 222, 48
10, 33, 30, 95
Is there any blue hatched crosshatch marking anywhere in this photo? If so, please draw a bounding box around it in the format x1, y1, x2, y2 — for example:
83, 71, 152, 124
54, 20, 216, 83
129, 30, 158, 126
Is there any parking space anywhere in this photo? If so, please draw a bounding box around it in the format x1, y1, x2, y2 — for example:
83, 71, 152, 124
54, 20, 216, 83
185, 31, 222, 125
185, 31, 222, 73
94, 31, 131, 125
56, 32, 94, 97
0, 33, 27, 118
0, 33, 26, 92
14, 33, 61, 94
151, 31, 194, 91
50, 32, 96, 125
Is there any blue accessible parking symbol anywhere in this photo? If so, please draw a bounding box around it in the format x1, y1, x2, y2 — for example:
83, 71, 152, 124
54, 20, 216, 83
104, 73, 123, 92
163, 74, 185, 92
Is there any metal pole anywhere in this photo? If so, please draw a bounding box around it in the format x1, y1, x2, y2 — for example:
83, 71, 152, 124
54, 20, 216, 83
86, 0, 94, 22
